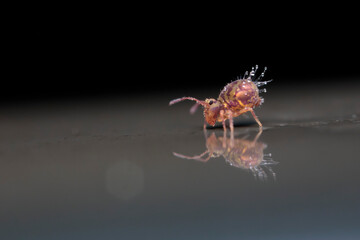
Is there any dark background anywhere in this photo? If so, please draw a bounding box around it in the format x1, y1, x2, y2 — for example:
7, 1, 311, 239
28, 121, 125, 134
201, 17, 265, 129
5, 6, 359, 104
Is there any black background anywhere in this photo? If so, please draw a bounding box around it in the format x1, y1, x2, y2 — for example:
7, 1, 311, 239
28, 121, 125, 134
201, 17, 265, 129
6, 7, 359, 104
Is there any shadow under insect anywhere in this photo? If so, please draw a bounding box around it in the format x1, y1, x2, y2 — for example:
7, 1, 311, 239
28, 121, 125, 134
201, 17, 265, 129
173, 130, 278, 180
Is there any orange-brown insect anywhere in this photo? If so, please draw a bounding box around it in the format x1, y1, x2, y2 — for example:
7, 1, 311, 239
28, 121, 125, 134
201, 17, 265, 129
169, 65, 271, 132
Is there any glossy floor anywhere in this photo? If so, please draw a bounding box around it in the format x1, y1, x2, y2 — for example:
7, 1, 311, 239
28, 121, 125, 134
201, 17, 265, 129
1, 81, 359, 239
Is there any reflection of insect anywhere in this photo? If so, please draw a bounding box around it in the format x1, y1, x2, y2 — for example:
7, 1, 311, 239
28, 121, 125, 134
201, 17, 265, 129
173, 130, 277, 180
169, 65, 271, 131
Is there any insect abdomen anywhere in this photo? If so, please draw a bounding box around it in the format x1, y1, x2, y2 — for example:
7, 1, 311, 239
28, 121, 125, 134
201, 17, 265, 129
219, 79, 260, 110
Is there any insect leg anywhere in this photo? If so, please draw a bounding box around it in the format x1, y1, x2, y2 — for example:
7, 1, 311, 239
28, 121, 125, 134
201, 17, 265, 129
203, 122, 208, 138
249, 109, 263, 129
222, 120, 227, 132
253, 128, 263, 143
222, 120, 227, 148
219, 110, 227, 147
228, 111, 234, 147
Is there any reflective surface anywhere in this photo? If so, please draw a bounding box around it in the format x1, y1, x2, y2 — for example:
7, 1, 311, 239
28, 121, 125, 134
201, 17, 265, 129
1, 82, 360, 239
174, 130, 277, 180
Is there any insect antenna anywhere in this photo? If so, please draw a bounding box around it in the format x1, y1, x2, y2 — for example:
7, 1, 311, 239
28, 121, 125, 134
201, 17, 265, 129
169, 97, 208, 107
173, 150, 212, 162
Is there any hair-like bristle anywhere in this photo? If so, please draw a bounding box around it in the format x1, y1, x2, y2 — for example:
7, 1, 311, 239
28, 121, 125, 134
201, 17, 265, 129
259, 88, 267, 93
254, 66, 267, 82
256, 79, 273, 87
249, 65, 259, 80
